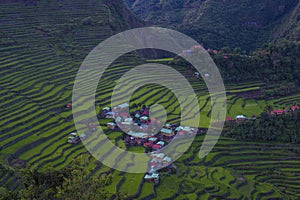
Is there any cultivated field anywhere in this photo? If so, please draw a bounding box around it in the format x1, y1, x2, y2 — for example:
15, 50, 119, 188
1, 1, 300, 199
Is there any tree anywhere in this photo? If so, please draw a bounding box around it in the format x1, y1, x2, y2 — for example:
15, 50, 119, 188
0, 187, 20, 200
264, 105, 273, 114
260, 112, 270, 122
19, 155, 114, 200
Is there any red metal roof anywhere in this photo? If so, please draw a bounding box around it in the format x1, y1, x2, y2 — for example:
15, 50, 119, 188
143, 142, 153, 147
226, 116, 233, 121
152, 144, 162, 149
271, 110, 284, 114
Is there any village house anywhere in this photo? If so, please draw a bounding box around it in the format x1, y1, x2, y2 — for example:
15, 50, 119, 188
140, 116, 148, 123
67, 137, 79, 144
156, 141, 165, 146
121, 118, 133, 125
107, 122, 116, 130
127, 130, 149, 138
135, 113, 140, 118
148, 137, 158, 143
119, 112, 129, 119
116, 103, 129, 110
98, 107, 111, 118
156, 153, 165, 161
144, 142, 153, 148
162, 156, 172, 165
150, 153, 172, 167
65, 102, 72, 108
67, 132, 80, 144
225, 116, 233, 121
152, 144, 162, 150
175, 126, 195, 136
150, 157, 158, 167
79, 133, 86, 140
160, 128, 174, 137
291, 105, 299, 111
182, 126, 195, 133
120, 118, 133, 131
103, 107, 110, 111
235, 115, 247, 121
144, 167, 159, 183
194, 72, 200, 78
140, 124, 148, 132
105, 111, 114, 119
115, 116, 122, 123
164, 124, 172, 129
271, 110, 285, 115
144, 139, 164, 150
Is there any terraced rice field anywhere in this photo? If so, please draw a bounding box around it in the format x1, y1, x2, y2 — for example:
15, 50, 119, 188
1, 1, 300, 199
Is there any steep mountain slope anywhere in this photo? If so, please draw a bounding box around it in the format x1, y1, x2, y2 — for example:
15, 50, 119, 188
125, 0, 300, 51
272, 0, 300, 42
0, 0, 141, 165
0, 0, 141, 58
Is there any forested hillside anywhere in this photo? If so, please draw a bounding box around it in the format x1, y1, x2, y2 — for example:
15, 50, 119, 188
173, 40, 300, 98
224, 110, 300, 144
125, 0, 300, 51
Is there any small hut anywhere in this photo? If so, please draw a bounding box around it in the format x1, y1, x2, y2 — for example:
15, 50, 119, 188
160, 128, 174, 137
107, 122, 116, 130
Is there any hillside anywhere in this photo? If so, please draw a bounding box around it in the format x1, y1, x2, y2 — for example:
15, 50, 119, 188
0, 0, 142, 176
1, 0, 300, 199
0, 0, 141, 58
125, 0, 300, 51
273, 1, 300, 42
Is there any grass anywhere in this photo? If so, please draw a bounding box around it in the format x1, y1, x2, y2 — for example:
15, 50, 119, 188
146, 58, 174, 62
127, 146, 145, 153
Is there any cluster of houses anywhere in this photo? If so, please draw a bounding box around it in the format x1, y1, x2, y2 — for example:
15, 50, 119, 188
123, 124, 197, 151
67, 132, 86, 144
99, 103, 200, 183
180, 45, 230, 60
66, 123, 96, 144
67, 100, 299, 183
270, 105, 299, 115
101, 103, 157, 134
144, 166, 159, 183
225, 105, 299, 123
144, 153, 173, 183
149, 153, 172, 168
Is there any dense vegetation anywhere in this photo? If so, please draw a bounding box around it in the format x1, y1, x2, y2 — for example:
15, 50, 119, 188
214, 41, 300, 97
174, 40, 300, 98
125, 0, 300, 51
0, 155, 126, 200
224, 110, 300, 145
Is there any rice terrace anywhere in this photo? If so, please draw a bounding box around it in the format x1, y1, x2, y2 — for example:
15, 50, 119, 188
1, 0, 300, 199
